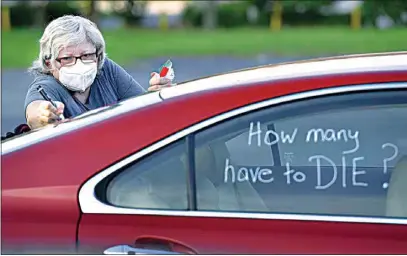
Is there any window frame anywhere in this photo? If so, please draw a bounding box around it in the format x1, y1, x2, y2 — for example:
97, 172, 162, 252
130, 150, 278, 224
95, 138, 191, 209
79, 82, 407, 225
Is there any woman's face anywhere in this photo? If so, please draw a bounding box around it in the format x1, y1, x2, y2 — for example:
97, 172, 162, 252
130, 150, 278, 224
50, 42, 97, 80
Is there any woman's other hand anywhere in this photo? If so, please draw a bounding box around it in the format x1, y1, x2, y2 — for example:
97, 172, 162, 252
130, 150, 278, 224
148, 72, 173, 92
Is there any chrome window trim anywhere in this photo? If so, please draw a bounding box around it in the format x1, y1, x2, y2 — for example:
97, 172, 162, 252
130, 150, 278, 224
79, 82, 407, 225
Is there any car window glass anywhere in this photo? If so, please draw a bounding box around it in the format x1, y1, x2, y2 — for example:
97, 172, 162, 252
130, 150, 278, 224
105, 140, 188, 210
225, 122, 275, 166
193, 90, 407, 218
275, 105, 406, 167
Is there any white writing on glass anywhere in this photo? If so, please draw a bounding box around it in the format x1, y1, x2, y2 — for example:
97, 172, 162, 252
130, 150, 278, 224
222, 122, 401, 190
305, 155, 367, 189
224, 158, 274, 184
381, 143, 399, 189
248, 121, 298, 146
284, 162, 306, 184
306, 128, 359, 154
309, 155, 338, 189
351, 157, 368, 187
248, 122, 360, 156
382, 143, 398, 174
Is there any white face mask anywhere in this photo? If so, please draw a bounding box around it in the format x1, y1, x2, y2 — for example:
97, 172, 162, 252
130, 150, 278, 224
59, 61, 97, 92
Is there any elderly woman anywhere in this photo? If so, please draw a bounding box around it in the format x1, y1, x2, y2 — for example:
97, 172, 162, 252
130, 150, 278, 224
25, 15, 170, 129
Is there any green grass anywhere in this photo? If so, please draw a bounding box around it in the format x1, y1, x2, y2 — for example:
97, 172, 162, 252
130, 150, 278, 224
2, 26, 406, 69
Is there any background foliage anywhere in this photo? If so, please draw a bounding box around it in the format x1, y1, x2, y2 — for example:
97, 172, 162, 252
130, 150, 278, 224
7, 0, 407, 29
182, 0, 407, 28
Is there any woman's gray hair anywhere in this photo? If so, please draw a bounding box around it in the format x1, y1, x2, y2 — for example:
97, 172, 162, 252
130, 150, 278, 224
28, 15, 106, 75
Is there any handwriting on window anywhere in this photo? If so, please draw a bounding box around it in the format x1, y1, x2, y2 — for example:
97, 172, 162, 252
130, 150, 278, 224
223, 121, 399, 189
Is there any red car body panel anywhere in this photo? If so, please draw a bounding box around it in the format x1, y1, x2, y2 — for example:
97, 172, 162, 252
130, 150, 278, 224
3, 53, 407, 253
2, 186, 79, 250
78, 214, 407, 254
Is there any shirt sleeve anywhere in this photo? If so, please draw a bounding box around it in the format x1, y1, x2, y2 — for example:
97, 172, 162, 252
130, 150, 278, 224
107, 58, 146, 100
24, 81, 61, 110
24, 79, 62, 120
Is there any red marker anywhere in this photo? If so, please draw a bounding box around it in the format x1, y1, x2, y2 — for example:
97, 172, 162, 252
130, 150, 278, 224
159, 59, 172, 77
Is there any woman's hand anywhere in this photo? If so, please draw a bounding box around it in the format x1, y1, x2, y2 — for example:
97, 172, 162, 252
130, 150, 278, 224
26, 100, 65, 129
148, 72, 173, 92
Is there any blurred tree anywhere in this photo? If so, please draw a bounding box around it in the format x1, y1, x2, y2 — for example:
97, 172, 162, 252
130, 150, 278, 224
217, 2, 251, 28
251, 0, 268, 10
203, 0, 218, 29
115, 0, 147, 27
184, 0, 407, 29
277, 0, 346, 27
30, 1, 47, 28
182, 2, 203, 27
183, 1, 251, 28
362, 0, 407, 26
280, 0, 407, 28
250, 0, 271, 26
280, 0, 334, 11
76, 0, 99, 25
44, 1, 81, 24
89, 0, 98, 23
9, 1, 36, 28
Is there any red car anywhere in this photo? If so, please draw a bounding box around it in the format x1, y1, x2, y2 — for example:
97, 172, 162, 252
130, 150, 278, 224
3, 52, 407, 254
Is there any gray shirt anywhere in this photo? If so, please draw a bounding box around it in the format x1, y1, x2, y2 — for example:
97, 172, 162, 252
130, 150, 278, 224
24, 57, 146, 119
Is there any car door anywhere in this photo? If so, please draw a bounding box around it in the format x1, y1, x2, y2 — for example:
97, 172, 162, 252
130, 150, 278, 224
77, 82, 407, 254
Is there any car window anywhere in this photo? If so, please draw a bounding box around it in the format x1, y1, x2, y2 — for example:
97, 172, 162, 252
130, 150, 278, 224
275, 105, 406, 168
225, 122, 275, 166
105, 139, 188, 210
193, 90, 407, 218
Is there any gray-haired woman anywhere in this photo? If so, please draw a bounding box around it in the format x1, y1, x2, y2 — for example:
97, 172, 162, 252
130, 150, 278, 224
25, 15, 170, 129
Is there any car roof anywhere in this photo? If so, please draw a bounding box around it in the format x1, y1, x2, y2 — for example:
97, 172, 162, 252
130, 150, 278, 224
160, 51, 407, 99
2, 52, 407, 155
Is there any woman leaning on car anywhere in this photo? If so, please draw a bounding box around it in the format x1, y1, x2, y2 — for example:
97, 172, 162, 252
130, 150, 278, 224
24, 15, 172, 130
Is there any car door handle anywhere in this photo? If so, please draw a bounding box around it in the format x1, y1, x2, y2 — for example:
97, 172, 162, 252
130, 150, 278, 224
104, 245, 182, 255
